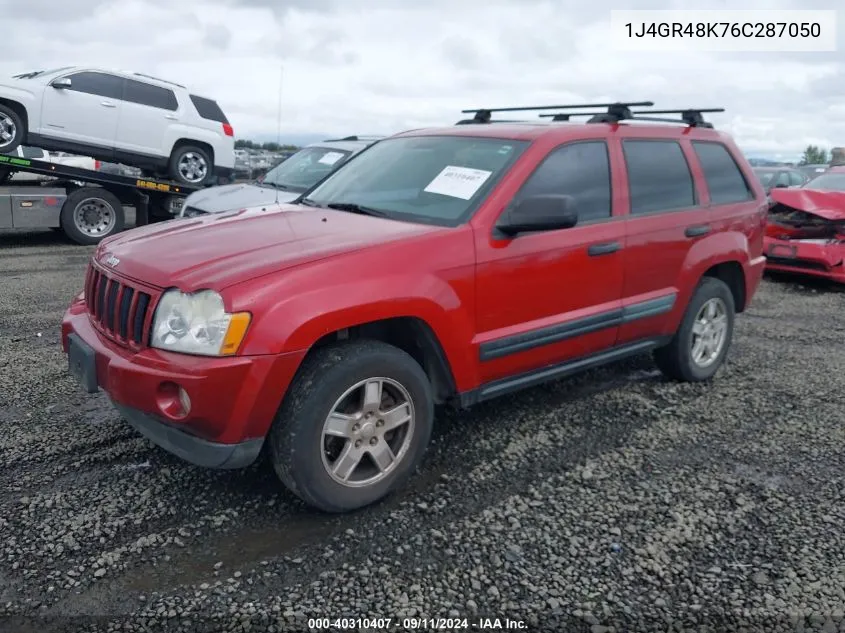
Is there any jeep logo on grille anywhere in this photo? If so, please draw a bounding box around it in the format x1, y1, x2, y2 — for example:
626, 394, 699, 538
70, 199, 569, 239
104, 255, 120, 267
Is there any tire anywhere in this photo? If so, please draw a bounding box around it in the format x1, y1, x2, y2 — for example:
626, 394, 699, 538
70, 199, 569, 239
0, 104, 24, 154
0, 167, 10, 185
168, 145, 213, 185
268, 340, 435, 514
60, 187, 125, 246
653, 276, 735, 382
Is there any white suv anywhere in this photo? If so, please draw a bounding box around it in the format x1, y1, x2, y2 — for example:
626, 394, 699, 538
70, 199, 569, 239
0, 67, 235, 185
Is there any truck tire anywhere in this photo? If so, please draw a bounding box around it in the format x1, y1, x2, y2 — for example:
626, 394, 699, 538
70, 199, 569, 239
0, 104, 24, 154
168, 145, 213, 185
268, 340, 435, 514
653, 276, 735, 382
60, 187, 125, 246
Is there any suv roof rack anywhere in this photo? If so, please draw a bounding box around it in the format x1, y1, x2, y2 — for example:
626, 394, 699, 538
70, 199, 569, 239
133, 72, 186, 89
456, 102, 655, 125
539, 105, 725, 128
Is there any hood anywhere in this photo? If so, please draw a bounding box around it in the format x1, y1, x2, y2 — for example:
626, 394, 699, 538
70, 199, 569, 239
95, 204, 440, 291
769, 188, 845, 222
183, 183, 299, 214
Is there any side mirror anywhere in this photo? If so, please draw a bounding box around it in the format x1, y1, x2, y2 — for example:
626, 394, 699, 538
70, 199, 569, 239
496, 194, 579, 236
51, 78, 72, 89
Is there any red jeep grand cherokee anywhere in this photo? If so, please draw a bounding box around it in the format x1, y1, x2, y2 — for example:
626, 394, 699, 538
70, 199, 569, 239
62, 102, 768, 513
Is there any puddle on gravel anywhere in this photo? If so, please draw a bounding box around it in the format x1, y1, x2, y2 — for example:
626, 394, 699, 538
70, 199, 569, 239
124, 513, 339, 592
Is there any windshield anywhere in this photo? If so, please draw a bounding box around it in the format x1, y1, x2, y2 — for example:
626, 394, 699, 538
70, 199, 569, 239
754, 169, 776, 186
301, 136, 529, 226
260, 146, 352, 192
804, 172, 845, 192
12, 67, 73, 79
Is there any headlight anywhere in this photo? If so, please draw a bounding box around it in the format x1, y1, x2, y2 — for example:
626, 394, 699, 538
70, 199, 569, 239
151, 289, 251, 356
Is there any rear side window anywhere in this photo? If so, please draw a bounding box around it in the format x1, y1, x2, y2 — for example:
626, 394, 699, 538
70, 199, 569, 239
623, 140, 696, 214
692, 141, 753, 204
64, 72, 123, 100
189, 95, 229, 123
517, 141, 612, 223
123, 79, 178, 111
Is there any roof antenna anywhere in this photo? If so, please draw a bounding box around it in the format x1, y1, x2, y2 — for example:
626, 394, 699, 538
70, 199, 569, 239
274, 63, 284, 206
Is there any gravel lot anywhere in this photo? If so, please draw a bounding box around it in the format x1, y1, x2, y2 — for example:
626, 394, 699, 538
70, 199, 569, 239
1, 224, 844, 633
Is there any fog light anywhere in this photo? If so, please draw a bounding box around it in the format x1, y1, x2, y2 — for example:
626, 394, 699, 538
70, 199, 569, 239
156, 381, 191, 419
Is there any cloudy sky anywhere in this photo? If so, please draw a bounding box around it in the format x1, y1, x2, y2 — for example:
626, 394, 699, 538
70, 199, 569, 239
2, 0, 843, 160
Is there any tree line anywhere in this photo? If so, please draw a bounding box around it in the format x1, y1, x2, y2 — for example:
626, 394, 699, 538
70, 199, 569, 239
234, 140, 300, 152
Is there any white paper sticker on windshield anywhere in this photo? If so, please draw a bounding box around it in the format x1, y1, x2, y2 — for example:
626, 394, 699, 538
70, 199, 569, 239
423, 166, 492, 200
318, 151, 345, 166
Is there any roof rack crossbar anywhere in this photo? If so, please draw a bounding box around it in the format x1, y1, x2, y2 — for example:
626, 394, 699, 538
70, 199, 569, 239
133, 72, 186, 89
538, 111, 619, 121
459, 101, 654, 124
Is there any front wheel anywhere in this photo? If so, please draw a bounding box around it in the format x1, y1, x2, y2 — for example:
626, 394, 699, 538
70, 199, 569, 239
268, 340, 434, 513
654, 276, 736, 382
0, 104, 24, 154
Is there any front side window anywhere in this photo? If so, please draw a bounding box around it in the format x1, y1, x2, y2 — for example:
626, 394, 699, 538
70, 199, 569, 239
623, 140, 696, 214
515, 141, 612, 223
261, 146, 353, 192
63, 72, 123, 100
302, 136, 529, 226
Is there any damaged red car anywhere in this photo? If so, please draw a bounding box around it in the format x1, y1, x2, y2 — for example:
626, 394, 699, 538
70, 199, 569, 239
764, 167, 845, 283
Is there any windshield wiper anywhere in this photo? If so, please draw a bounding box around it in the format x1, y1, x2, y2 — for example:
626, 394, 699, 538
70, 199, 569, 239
298, 198, 320, 207
324, 202, 390, 218
259, 181, 292, 191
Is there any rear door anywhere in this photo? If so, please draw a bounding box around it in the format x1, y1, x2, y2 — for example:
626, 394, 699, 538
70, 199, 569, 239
115, 78, 179, 157
616, 136, 710, 346
38, 71, 123, 151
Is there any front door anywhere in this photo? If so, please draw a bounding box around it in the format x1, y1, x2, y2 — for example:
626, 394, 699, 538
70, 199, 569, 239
474, 140, 626, 384
38, 71, 123, 153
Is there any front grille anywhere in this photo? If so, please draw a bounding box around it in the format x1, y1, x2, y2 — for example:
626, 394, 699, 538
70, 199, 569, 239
85, 264, 155, 346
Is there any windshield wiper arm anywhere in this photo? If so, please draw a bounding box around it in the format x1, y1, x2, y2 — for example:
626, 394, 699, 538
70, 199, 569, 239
325, 202, 389, 218
298, 198, 320, 207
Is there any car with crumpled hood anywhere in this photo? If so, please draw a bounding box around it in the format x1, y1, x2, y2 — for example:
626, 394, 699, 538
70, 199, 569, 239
179, 136, 382, 217
764, 167, 845, 284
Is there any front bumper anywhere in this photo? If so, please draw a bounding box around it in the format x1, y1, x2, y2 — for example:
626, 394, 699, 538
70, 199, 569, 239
763, 237, 845, 283
61, 297, 306, 469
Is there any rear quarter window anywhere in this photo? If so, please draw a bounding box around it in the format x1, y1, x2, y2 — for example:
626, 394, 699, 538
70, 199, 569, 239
189, 95, 229, 123
691, 141, 754, 204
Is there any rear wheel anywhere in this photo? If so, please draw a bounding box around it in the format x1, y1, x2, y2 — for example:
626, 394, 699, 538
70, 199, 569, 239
168, 145, 212, 185
654, 276, 735, 382
268, 340, 434, 513
60, 187, 125, 245
0, 104, 24, 154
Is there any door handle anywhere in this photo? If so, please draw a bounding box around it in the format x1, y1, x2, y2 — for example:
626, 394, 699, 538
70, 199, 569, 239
684, 224, 711, 238
165, 114, 178, 120
587, 241, 621, 257
100, 101, 116, 108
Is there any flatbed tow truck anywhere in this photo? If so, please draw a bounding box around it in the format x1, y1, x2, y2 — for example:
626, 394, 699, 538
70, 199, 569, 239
0, 154, 206, 245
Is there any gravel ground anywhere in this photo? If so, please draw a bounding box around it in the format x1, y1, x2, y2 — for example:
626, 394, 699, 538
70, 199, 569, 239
1, 226, 844, 633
